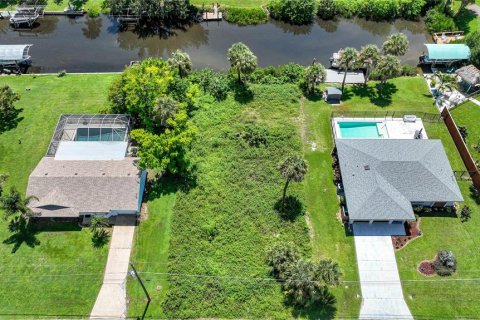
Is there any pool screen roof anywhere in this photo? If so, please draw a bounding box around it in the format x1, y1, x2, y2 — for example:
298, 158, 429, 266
0, 45, 32, 63
47, 114, 130, 156
425, 44, 471, 61
336, 139, 463, 221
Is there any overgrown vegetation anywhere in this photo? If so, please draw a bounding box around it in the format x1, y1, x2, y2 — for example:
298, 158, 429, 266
268, 0, 316, 25
224, 7, 268, 25
317, 0, 426, 20
108, 58, 198, 175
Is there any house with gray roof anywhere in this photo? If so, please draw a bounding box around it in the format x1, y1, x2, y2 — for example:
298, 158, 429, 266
336, 139, 463, 224
26, 114, 146, 223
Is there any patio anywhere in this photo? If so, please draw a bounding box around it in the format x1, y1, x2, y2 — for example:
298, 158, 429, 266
332, 117, 428, 140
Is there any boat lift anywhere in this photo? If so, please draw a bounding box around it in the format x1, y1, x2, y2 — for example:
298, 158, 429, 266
9, 5, 44, 29
0, 44, 33, 74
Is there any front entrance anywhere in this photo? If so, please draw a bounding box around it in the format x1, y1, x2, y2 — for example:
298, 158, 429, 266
433, 202, 447, 208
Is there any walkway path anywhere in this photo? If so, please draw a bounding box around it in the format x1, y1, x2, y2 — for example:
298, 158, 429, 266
353, 223, 413, 320
90, 215, 136, 320
469, 97, 480, 106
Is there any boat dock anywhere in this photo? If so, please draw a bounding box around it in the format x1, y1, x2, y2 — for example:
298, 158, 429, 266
202, 3, 222, 21
433, 31, 464, 44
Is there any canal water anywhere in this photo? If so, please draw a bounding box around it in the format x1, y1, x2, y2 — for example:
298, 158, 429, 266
0, 15, 431, 73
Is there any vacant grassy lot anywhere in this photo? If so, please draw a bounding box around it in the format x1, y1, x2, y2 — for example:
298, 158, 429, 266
129, 76, 480, 318
0, 74, 114, 317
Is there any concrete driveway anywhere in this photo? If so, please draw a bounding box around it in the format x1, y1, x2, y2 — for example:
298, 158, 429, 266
90, 215, 136, 320
353, 223, 413, 320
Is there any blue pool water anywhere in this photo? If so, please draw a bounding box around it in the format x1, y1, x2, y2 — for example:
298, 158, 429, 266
338, 122, 382, 138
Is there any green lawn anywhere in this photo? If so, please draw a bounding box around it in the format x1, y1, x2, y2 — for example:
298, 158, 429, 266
0, 74, 114, 317
2, 73, 479, 318
451, 101, 480, 163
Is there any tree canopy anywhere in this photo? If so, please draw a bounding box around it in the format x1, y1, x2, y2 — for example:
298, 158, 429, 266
382, 33, 409, 56
304, 62, 327, 93
375, 54, 401, 84
228, 43, 258, 82
168, 50, 193, 78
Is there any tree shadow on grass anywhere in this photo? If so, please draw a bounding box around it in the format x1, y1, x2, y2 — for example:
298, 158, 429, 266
287, 288, 337, 319
344, 83, 398, 107
3, 216, 40, 253
0, 108, 23, 135
455, 9, 476, 33
231, 82, 254, 104
274, 196, 304, 221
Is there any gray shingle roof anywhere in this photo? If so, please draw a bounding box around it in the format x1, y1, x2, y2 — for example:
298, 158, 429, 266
336, 139, 463, 221
27, 157, 142, 217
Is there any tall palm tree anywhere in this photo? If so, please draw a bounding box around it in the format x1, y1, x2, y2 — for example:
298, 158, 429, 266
0, 187, 38, 220
168, 50, 192, 78
304, 62, 327, 93
279, 155, 308, 207
338, 47, 358, 93
358, 44, 380, 85
375, 54, 401, 84
227, 42, 258, 83
382, 33, 409, 57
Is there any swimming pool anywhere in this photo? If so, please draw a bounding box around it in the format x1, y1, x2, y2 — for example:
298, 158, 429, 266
74, 127, 127, 142
338, 121, 384, 138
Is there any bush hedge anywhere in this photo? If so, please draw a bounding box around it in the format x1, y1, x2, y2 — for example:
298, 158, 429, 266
248, 63, 305, 84
268, 0, 316, 25
225, 7, 268, 26
318, 0, 426, 20
425, 8, 456, 34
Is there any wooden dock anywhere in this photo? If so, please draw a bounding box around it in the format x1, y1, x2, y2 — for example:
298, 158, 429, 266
433, 31, 464, 44
202, 3, 222, 21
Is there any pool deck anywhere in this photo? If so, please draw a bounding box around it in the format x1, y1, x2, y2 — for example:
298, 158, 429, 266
332, 117, 428, 140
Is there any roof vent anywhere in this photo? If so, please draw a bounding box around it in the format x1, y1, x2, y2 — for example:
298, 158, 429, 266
364, 165, 370, 171
44, 173, 48, 176
74, 173, 78, 175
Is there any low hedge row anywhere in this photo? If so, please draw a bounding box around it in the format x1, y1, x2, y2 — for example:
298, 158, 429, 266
224, 7, 268, 26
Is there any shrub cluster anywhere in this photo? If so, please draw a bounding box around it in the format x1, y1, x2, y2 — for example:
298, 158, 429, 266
318, 0, 426, 20
266, 243, 341, 307
225, 7, 268, 26
268, 0, 316, 25
425, 8, 456, 34
434, 250, 457, 276
369, 64, 416, 80
249, 63, 305, 84
189, 68, 229, 101
465, 30, 480, 68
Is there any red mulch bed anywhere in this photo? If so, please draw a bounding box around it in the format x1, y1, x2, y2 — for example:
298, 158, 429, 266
418, 260, 436, 276
392, 219, 422, 250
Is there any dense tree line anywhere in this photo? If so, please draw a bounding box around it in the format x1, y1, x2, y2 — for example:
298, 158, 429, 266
105, 0, 194, 23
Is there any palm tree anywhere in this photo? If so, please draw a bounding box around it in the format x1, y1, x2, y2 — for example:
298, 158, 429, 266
90, 215, 110, 236
338, 47, 358, 93
284, 259, 325, 307
434, 71, 457, 93
357, 44, 380, 85
382, 33, 409, 57
0, 173, 8, 197
227, 42, 258, 83
0, 187, 38, 220
375, 54, 401, 84
168, 50, 192, 78
266, 242, 300, 281
316, 259, 341, 286
304, 62, 327, 93
279, 155, 308, 207
152, 96, 179, 129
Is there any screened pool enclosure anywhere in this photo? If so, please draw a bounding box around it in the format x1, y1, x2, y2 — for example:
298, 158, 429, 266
47, 114, 130, 156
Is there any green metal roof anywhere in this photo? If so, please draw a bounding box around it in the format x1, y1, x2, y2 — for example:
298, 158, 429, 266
425, 44, 470, 61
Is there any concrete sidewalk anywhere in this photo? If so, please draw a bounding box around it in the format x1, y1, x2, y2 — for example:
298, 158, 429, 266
90, 216, 136, 320
353, 224, 413, 320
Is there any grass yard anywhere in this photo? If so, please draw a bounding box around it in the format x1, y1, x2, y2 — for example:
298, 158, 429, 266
128, 76, 468, 319
0, 74, 114, 317
451, 101, 480, 163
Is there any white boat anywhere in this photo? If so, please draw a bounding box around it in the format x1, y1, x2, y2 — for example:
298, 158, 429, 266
329, 49, 344, 69
0, 44, 33, 66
